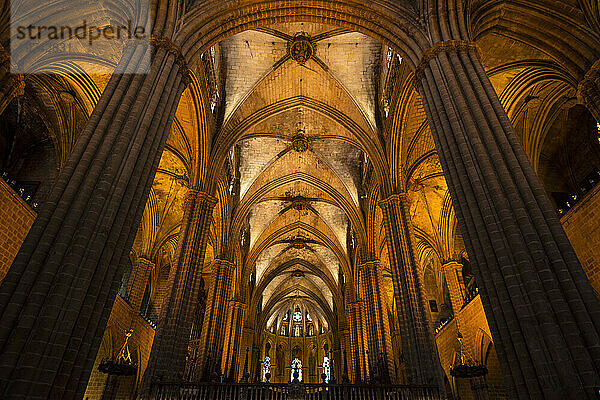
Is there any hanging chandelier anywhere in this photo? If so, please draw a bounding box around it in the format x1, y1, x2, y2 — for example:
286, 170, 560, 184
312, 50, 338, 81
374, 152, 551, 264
98, 329, 137, 376
449, 331, 488, 379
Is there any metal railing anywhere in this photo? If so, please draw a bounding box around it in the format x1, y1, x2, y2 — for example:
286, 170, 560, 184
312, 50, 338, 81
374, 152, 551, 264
149, 382, 441, 400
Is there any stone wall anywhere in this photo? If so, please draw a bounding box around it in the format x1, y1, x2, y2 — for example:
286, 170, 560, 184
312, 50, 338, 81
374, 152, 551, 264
435, 296, 507, 400
561, 183, 600, 295
83, 296, 156, 400
0, 178, 36, 282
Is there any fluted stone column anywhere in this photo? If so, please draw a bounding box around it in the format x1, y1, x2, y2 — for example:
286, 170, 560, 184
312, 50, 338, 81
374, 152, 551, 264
225, 300, 246, 381
141, 189, 216, 394
415, 40, 600, 399
358, 260, 393, 383
127, 257, 155, 311
0, 44, 25, 116
578, 59, 600, 123
379, 194, 445, 391
441, 261, 467, 313
197, 259, 235, 380
339, 329, 351, 382
99, 375, 119, 400
347, 301, 363, 382
470, 376, 490, 400
0, 37, 188, 400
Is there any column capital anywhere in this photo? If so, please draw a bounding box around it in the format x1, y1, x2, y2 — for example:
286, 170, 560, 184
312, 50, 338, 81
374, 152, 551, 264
0, 43, 9, 63
349, 299, 365, 307
185, 187, 218, 205
213, 259, 236, 271
358, 259, 380, 273
15, 75, 26, 96
414, 40, 481, 83
150, 35, 191, 86
577, 58, 600, 109
441, 260, 463, 272
229, 299, 247, 309
137, 256, 155, 267
378, 193, 407, 209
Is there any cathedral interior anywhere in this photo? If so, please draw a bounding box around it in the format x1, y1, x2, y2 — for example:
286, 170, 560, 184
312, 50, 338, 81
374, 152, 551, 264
1, 1, 600, 399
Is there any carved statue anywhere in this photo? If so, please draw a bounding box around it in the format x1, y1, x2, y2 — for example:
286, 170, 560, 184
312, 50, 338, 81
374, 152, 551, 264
276, 344, 285, 377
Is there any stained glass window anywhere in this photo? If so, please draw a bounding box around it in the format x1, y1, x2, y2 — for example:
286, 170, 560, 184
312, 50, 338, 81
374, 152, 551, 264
323, 356, 330, 383
293, 307, 302, 323
291, 358, 303, 381
596, 122, 600, 145
263, 356, 271, 382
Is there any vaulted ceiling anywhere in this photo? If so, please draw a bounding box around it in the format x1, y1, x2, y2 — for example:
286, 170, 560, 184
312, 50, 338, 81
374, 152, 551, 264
219, 23, 386, 333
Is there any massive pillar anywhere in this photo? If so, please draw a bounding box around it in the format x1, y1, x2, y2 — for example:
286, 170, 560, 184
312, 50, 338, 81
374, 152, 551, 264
196, 258, 235, 380
358, 259, 393, 383
415, 40, 600, 399
0, 44, 25, 116
441, 261, 467, 313
347, 301, 363, 382
127, 257, 155, 311
578, 59, 600, 123
141, 189, 216, 392
379, 194, 445, 389
0, 37, 188, 400
224, 299, 247, 381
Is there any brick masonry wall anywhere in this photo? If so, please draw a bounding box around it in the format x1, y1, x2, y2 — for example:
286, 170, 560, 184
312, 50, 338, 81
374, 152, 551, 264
561, 183, 600, 295
0, 178, 36, 282
435, 297, 507, 400
83, 295, 156, 400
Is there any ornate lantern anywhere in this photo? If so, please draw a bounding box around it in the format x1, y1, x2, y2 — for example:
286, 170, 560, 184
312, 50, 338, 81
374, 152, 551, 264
98, 329, 137, 376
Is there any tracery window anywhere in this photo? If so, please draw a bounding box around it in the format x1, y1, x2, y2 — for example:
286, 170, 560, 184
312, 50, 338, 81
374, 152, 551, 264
263, 356, 271, 382
293, 307, 302, 322
291, 358, 303, 381
322, 356, 330, 383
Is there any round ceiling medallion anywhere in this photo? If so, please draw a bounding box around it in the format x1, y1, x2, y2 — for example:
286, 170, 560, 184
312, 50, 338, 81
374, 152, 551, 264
288, 33, 314, 65
292, 130, 309, 152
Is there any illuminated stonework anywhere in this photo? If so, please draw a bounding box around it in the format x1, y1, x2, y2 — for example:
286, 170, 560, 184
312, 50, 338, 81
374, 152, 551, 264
291, 130, 309, 152
288, 33, 314, 65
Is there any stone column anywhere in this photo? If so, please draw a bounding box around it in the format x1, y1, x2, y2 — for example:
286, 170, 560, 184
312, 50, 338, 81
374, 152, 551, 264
379, 194, 445, 391
470, 376, 490, 400
578, 59, 600, 123
347, 301, 363, 382
441, 261, 467, 313
196, 259, 235, 380
339, 329, 351, 382
225, 300, 246, 381
0, 37, 188, 400
127, 257, 155, 311
141, 189, 216, 393
0, 44, 25, 116
358, 260, 393, 383
99, 375, 119, 400
414, 40, 600, 399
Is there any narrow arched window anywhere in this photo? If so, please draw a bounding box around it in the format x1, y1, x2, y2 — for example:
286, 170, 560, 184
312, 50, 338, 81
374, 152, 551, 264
291, 358, 302, 382
263, 356, 271, 382
323, 356, 330, 383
